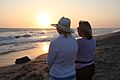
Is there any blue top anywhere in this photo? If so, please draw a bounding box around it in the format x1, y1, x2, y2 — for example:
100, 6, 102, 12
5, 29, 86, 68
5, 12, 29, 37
47, 34, 78, 78
75, 38, 96, 69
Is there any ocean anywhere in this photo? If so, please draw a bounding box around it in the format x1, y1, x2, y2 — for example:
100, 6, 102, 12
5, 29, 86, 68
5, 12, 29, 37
0, 28, 120, 67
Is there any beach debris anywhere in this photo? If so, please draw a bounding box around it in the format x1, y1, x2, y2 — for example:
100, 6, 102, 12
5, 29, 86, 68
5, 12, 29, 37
15, 56, 31, 64
15, 34, 32, 39
22, 34, 32, 38
14, 36, 21, 39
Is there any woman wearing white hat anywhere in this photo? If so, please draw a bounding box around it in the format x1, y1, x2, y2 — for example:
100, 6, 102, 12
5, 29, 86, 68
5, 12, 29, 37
47, 17, 78, 80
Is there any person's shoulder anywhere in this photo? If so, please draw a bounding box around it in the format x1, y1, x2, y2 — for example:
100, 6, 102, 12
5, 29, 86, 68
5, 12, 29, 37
77, 37, 83, 41
92, 38, 96, 44
51, 36, 61, 44
91, 38, 96, 42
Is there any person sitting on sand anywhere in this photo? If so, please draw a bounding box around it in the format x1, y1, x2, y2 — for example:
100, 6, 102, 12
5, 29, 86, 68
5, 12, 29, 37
75, 21, 96, 80
47, 17, 78, 80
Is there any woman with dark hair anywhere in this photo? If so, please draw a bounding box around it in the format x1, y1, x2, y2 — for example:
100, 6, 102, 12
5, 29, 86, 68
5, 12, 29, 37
47, 17, 78, 80
75, 21, 96, 80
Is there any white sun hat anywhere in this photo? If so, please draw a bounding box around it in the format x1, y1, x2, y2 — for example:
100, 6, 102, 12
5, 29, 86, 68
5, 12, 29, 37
51, 17, 74, 33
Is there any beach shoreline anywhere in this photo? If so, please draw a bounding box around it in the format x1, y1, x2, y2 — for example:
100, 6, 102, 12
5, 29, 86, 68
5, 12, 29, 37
0, 28, 119, 67
0, 31, 120, 80
0, 42, 50, 67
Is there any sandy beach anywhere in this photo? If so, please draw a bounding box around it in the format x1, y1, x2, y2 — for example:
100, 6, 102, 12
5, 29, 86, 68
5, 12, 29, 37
0, 31, 120, 80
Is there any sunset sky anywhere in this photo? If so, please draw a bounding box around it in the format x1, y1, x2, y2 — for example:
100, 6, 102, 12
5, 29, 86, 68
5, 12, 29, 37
0, 0, 120, 28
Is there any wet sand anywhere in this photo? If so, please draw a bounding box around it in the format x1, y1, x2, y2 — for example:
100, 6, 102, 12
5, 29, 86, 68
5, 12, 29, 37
0, 42, 50, 67
0, 31, 120, 80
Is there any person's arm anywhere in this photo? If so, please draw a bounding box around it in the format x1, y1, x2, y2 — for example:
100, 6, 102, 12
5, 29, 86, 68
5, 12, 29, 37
47, 41, 57, 68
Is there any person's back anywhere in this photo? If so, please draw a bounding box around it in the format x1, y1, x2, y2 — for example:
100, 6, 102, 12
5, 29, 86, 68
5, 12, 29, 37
47, 17, 78, 80
76, 38, 96, 68
49, 34, 78, 78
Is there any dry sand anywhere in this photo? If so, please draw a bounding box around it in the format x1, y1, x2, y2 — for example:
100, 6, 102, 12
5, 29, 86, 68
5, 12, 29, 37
0, 31, 120, 80
93, 31, 120, 80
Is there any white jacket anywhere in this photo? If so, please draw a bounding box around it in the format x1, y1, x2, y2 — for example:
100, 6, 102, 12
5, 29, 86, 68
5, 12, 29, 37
47, 34, 78, 78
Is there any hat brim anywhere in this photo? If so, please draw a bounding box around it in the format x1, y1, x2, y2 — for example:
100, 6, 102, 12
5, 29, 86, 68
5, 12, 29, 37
51, 24, 57, 26
51, 24, 74, 33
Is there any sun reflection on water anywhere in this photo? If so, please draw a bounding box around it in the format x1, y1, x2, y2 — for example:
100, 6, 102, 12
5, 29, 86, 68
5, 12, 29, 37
0, 42, 50, 67
40, 42, 49, 53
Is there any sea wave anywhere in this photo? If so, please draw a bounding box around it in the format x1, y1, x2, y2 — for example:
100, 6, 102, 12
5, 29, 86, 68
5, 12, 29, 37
0, 36, 15, 41
0, 42, 38, 55
0, 37, 52, 46
0, 28, 119, 55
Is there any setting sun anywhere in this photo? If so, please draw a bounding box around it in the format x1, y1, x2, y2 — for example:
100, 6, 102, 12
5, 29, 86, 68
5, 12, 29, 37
37, 13, 51, 28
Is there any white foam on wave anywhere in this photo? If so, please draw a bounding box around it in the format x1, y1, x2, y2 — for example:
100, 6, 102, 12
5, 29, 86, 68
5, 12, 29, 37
0, 37, 52, 46
0, 36, 15, 41
0, 36, 53, 55
0, 43, 37, 55
92, 28, 120, 36
112, 29, 120, 33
